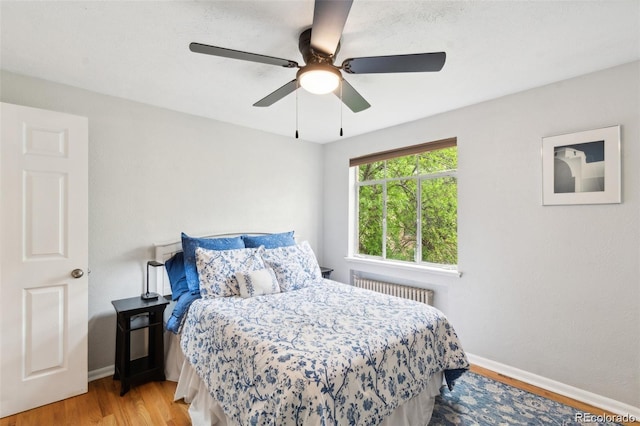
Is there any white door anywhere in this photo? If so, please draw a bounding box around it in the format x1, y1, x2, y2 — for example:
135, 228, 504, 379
0, 102, 88, 417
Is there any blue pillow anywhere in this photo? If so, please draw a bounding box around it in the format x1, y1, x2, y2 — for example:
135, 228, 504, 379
242, 231, 295, 249
166, 291, 201, 334
181, 232, 245, 294
165, 252, 188, 301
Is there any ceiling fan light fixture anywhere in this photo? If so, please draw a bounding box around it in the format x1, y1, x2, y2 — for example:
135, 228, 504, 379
297, 65, 341, 95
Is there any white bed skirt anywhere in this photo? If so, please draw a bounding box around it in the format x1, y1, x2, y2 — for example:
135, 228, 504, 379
167, 330, 442, 426
164, 329, 184, 383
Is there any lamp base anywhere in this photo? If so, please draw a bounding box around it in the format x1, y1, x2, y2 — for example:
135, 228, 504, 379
141, 292, 159, 301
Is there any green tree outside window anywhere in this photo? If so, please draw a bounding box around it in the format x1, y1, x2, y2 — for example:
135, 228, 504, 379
356, 145, 457, 266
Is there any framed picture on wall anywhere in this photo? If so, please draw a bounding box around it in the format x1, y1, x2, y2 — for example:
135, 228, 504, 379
542, 125, 621, 205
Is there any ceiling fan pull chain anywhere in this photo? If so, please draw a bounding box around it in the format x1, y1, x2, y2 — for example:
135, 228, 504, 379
339, 79, 344, 137
295, 81, 299, 139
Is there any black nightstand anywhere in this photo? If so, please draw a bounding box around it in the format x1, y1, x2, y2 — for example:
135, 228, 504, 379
320, 267, 333, 279
112, 296, 169, 396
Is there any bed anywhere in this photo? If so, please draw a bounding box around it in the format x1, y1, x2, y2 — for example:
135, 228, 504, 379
155, 232, 469, 426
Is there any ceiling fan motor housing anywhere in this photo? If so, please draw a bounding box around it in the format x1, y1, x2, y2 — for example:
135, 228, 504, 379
298, 28, 340, 66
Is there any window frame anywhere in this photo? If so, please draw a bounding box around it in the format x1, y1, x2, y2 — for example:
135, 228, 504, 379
351, 138, 458, 271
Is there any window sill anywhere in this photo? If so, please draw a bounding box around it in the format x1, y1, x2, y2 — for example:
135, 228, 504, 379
344, 256, 462, 278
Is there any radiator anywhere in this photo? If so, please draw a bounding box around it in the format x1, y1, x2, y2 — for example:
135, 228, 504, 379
352, 276, 434, 306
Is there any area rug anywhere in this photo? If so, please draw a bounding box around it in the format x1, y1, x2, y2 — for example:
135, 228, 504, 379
430, 371, 622, 425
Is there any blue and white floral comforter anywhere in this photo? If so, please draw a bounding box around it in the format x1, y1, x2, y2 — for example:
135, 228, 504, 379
180, 280, 469, 426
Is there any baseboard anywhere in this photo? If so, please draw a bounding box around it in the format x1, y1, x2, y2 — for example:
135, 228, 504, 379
467, 353, 640, 419
88, 365, 114, 382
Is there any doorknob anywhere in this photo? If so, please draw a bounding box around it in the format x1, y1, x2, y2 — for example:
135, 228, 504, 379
71, 269, 84, 279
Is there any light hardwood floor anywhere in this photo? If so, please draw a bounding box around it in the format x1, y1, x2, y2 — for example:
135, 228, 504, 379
0, 377, 190, 426
1, 366, 637, 425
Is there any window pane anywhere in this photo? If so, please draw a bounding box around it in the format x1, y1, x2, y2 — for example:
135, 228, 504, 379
358, 184, 383, 256
418, 146, 457, 174
386, 180, 417, 261
421, 177, 457, 264
358, 161, 385, 182
386, 155, 417, 179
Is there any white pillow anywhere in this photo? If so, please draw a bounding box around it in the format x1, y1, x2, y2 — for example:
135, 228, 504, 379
260, 241, 323, 292
236, 268, 280, 298
195, 246, 265, 298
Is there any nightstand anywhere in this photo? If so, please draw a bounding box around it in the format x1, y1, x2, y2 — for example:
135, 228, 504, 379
111, 296, 169, 396
320, 267, 333, 279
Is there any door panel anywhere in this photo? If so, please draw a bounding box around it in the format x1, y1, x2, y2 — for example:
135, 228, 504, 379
24, 170, 68, 258
1, 102, 88, 417
24, 285, 66, 376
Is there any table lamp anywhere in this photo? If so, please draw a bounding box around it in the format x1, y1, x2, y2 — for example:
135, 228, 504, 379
142, 260, 164, 300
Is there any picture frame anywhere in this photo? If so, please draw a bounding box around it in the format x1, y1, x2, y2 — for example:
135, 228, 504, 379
542, 125, 621, 205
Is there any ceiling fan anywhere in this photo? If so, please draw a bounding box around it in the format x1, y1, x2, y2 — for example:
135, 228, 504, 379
189, 0, 446, 113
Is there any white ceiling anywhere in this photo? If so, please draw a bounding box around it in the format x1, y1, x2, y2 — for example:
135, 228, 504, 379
1, 1, 638, 143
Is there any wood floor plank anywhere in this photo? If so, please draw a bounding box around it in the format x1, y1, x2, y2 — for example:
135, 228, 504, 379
100, 377, 131, 424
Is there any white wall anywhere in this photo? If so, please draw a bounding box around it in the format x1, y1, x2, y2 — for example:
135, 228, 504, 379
322, 61, 639, 407
0, 70, 324, 372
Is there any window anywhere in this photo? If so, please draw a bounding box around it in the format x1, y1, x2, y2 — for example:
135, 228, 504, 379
351, 138, 457, 268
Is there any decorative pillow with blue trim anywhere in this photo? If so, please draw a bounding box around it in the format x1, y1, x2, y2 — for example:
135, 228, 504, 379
236, 268, 280, 298
181, 232, 245, 294
242, 231, 295, 249
260, 241, 322, 292
196, 246, 266, 298
164, 251, 188, 301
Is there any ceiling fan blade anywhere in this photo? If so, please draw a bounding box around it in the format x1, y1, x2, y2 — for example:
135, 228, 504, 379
342, 52, 446, 74
253, 79, 298, 107
334, 79, 370, 113
190, 42, 298, 68
311, 0, 353, 56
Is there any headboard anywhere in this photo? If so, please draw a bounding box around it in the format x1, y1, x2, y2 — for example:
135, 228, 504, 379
153, 232, 274, 297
